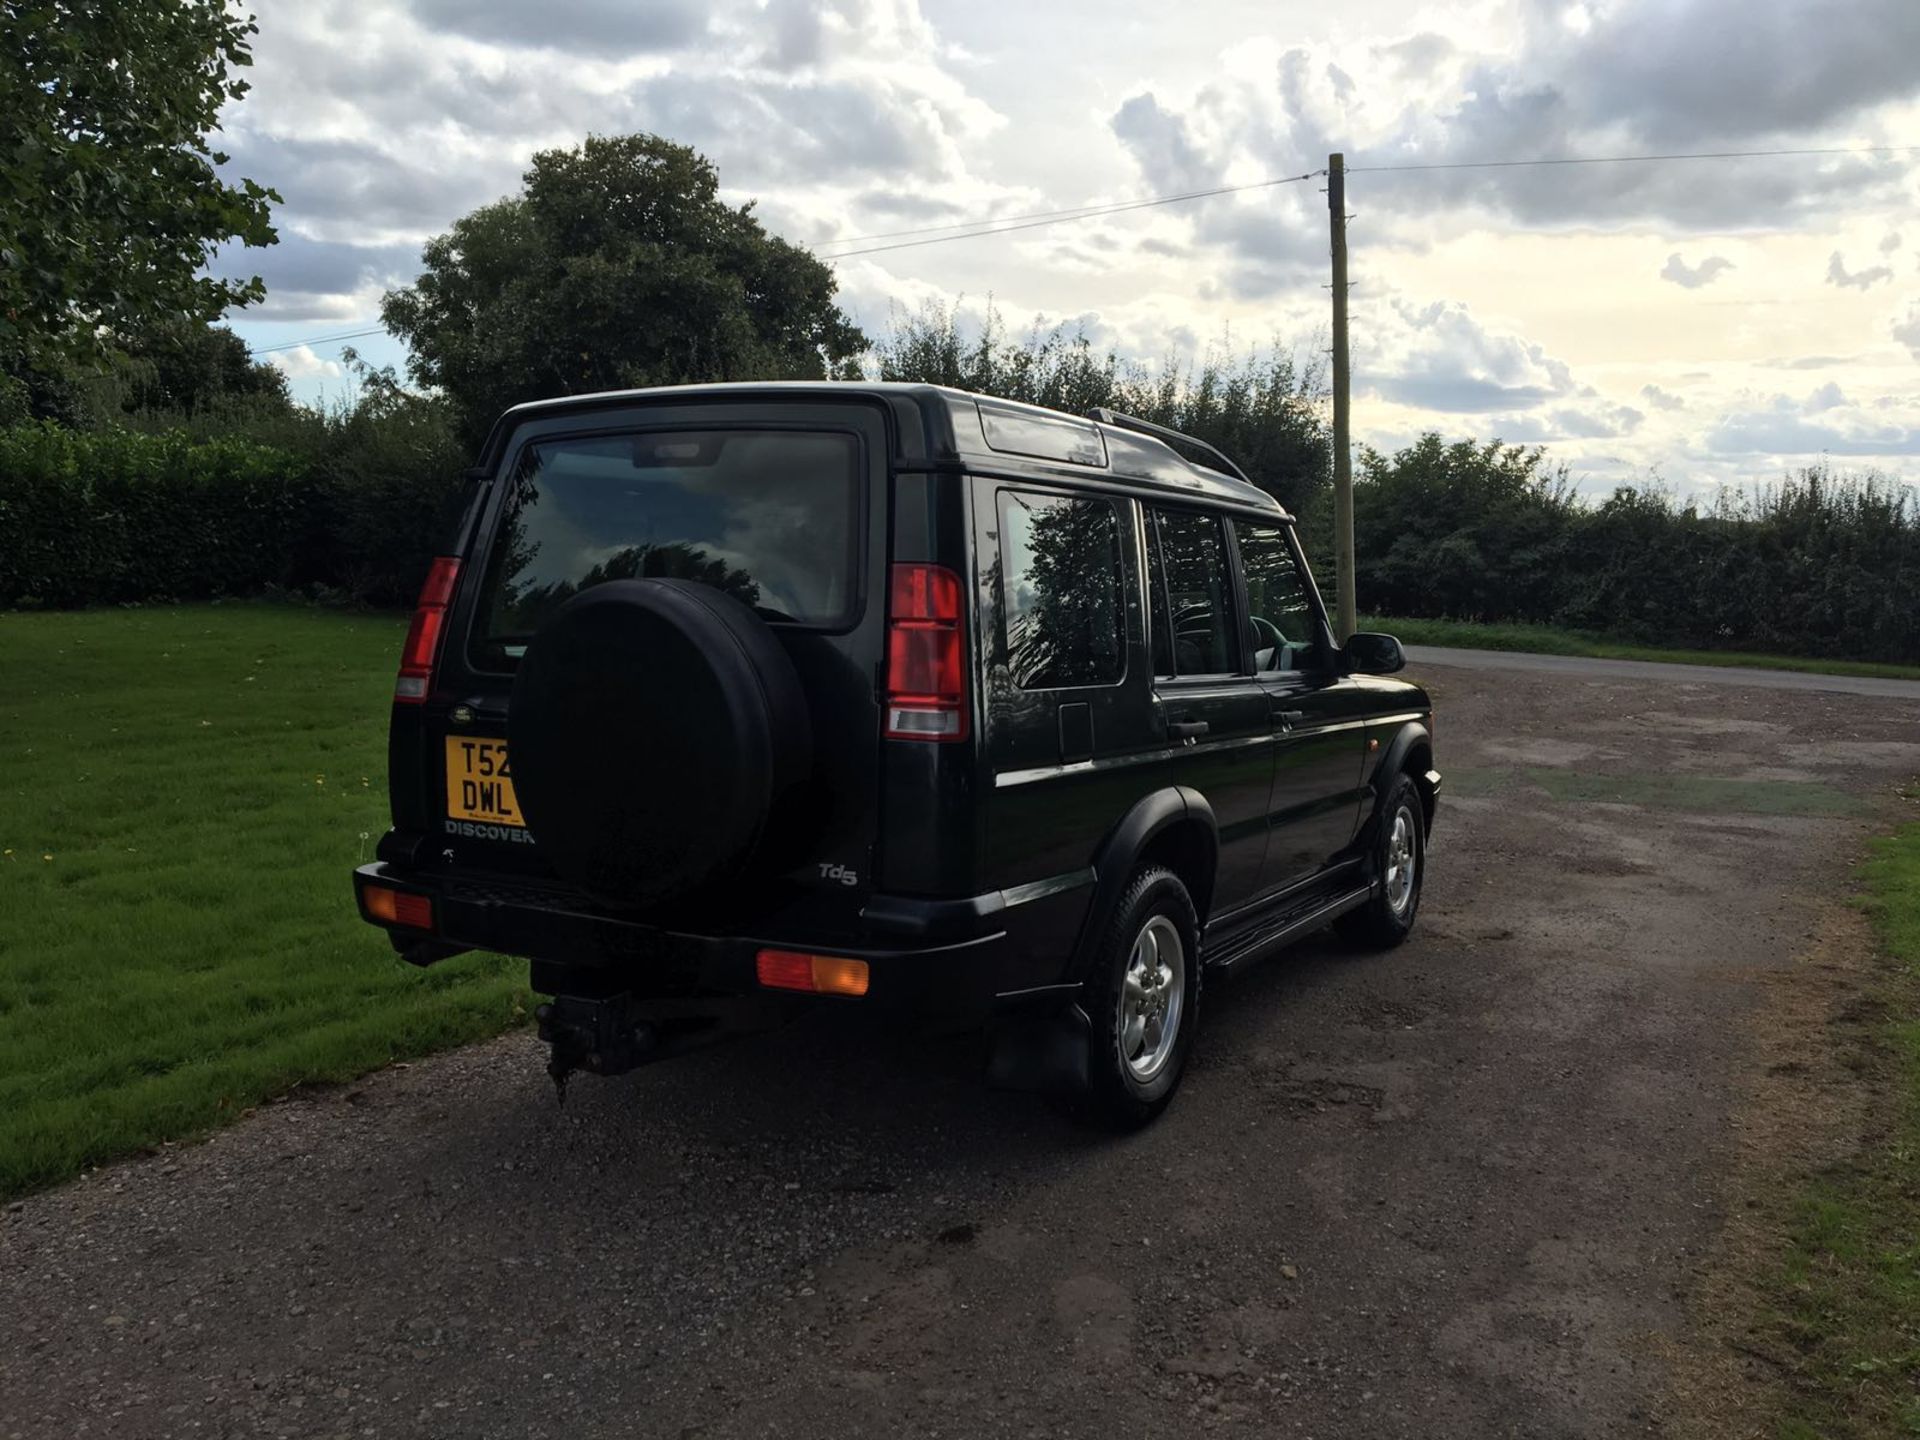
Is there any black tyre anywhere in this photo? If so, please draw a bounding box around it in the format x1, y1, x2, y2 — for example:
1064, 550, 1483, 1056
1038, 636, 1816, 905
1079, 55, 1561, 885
510, 578, 812, 910
1335, 771, 1425, 949
1081, 866, 1201, 1128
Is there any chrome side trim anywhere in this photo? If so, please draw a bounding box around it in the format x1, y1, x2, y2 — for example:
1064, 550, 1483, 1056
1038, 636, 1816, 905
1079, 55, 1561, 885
1001, 868, 1097, 907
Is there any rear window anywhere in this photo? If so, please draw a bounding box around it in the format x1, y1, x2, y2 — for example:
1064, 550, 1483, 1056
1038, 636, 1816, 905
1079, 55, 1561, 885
471, 428, 860, 667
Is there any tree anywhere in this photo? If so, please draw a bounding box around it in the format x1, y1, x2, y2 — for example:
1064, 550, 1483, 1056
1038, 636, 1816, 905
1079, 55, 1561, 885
382, 134, 869, 442
109, 322, 290, 417
1334, 434, 1577, 622
0, 2, 279, 385
873, 301, 1330, 515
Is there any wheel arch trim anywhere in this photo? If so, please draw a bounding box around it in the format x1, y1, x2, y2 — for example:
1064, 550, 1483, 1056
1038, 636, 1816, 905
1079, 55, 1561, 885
1369, 719, 1435, 838
1066, 786, 1218, 984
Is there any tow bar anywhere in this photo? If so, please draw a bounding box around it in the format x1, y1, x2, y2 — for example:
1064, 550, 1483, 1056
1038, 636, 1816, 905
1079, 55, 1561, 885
535, 991, 658, 1101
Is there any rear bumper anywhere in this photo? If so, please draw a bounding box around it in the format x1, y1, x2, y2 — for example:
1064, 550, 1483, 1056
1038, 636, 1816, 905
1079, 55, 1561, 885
352, 863, 1085, 1022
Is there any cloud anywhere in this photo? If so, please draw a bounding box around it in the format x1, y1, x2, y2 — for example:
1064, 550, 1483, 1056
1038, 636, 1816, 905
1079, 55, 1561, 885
1894, 304, 1920, 360
266, 345, 346, 380
1358, 296, 1577, 413
1805, 381, 1847, 412
1641, 384, 1686, 411
1110, 94, 1218, 194
405, 0, 708, 54
1107, 0, 1919, 247
1881, 231, 1903, 253
1546, 402, 1645, 439
1827, 251, 1895, 290
1706, 407, 1920, 456
210, 231, 423, 320
1660, 253, 1734, 289
1757, 354, 1859, 369
212, 0, 1011, 321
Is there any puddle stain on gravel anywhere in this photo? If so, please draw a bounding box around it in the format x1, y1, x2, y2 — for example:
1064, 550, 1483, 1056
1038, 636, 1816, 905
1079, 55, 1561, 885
1251, 1063, 1386, 1117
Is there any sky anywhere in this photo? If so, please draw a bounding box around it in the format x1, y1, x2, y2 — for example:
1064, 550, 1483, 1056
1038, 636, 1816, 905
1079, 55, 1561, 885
215, 0, 1920, 497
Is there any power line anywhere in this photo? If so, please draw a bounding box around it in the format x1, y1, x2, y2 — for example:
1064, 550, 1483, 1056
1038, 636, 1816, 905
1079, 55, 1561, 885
818, 171, 1325, 259
248, 326, 385, 355
1346, 143, 1920, 173
816, 173, 1325, 251
814, 144, 1917, 261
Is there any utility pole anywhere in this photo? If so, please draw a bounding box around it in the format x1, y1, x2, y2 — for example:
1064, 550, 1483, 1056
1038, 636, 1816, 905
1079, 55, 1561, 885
1327, 151, 1356, 642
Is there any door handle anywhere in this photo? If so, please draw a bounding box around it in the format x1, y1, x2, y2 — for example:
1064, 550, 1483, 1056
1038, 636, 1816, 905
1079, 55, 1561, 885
1276, 709, 1307, 729
1168, 719, 1210, 741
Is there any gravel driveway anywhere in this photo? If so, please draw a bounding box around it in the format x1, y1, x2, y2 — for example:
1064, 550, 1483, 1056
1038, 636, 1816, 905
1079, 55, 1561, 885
4, 661, 1917, 1439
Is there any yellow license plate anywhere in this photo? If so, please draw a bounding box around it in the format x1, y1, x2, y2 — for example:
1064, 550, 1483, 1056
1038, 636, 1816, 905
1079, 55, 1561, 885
444, 736, 523, 827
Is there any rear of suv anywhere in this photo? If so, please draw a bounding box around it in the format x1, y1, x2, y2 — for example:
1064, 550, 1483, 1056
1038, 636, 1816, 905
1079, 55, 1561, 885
353, 383, 1439, 1125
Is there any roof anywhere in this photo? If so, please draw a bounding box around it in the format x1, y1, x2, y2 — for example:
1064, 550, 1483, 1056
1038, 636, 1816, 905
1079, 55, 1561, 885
493, 381, 1290, 520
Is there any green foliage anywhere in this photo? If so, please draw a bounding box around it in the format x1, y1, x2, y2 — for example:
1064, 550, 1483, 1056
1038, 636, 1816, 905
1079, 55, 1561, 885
0, 605, 525, 1198
1763, 804, 1920, 1439
0, 422, 309, 606
0, 357, 469, 610
1330, 437, 1920, 665
0, 1, 279, 379
382, 133, 868, 442
874, 300, 1331, 515
106, 321, 293, 419
1330, 435, 1577, 621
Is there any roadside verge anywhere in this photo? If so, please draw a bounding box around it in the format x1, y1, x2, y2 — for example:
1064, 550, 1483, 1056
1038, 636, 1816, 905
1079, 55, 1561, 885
1668, 787, 1920, 1438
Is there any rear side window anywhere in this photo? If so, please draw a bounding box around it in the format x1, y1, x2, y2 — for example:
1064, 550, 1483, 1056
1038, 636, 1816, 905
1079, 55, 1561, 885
472, 429, 859, 666
1147, 508, 1238, 677
997, 490, 1124, 690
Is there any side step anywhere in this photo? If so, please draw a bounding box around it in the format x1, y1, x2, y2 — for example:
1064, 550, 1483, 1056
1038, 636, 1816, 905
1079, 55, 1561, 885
1202, 884, 1374, 979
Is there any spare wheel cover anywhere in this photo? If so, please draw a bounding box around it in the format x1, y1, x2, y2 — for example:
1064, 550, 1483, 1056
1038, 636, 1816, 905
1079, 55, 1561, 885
509, 579, 811, 908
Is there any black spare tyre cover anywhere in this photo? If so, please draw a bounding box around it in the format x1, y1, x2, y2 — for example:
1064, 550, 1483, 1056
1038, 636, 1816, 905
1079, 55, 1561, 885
510, 579, 812, 909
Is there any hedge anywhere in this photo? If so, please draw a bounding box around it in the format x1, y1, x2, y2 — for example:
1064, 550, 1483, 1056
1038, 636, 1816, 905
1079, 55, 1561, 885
1314, 435, 1920, 666
6, 418, 1917, 669
0, 421, 460, 609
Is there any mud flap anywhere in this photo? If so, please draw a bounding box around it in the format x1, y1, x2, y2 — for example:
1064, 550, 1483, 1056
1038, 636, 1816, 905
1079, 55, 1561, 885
985, 1003, 1093, 1096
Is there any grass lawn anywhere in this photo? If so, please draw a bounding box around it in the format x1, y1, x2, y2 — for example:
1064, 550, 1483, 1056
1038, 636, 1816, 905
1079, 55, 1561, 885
1772, 793, 1920, 1439
1367, 614, 1920, 683
0, 603, 526, 1199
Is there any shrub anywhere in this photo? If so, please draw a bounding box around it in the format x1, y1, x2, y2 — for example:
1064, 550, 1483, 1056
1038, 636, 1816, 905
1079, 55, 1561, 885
0, 423, 312, 606
1329, 438, 1920, 665
0, 384, 468, 609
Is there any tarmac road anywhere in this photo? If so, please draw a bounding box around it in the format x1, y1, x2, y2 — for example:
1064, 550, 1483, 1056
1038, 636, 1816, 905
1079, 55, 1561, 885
1403, 643, 1920, 700
4, 658, 1918, 1439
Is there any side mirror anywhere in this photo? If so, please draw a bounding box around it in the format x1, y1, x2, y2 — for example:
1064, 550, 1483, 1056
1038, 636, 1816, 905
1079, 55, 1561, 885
1342, 631, 1406, 675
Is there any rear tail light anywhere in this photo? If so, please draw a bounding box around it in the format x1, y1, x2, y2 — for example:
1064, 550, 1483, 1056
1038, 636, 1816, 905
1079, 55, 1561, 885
755, 949, 871, 997
362, 884, 434, 931
883, 563, 968, 741
395, 556, 461, 703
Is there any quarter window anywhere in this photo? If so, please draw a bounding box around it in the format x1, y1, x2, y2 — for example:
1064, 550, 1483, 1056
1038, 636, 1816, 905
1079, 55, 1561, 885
1148, 509, 1238, 677
997, 491, 1125, 690
1236, 523, 1324, 674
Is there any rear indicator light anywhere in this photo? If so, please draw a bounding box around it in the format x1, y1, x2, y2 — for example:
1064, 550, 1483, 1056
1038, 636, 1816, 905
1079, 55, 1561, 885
363, 884, 434, 931
755, 949, 871, 997
395, 556, 461, 703
883, 563, 968, 741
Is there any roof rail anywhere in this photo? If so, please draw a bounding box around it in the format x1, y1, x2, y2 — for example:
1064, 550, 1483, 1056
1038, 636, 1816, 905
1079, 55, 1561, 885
1086, 407, 1254, 487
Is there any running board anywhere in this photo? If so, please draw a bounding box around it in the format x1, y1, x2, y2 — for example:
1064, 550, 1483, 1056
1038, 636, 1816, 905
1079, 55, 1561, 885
1202, 884, 1374, 979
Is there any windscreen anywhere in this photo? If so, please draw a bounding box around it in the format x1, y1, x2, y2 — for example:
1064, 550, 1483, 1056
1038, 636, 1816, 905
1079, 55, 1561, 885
471, 428, 860, 667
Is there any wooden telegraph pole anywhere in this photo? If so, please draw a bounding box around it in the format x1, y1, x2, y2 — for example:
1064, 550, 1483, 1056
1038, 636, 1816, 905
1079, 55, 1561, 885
1327, 152, 1356, 641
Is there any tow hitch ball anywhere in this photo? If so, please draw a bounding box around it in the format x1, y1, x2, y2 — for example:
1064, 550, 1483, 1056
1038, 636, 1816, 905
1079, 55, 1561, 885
535, 993, 657, 1101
